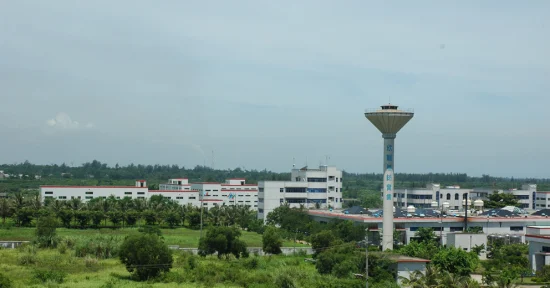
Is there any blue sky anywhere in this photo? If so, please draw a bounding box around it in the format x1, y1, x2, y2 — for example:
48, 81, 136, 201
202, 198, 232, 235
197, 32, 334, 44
1, 1, 549, 177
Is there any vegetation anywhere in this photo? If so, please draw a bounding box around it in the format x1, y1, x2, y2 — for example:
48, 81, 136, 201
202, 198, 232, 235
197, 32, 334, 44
119, 232, 173, 280
482, 243, 530, 286
484, 190, 520, 208
2, 160, 549, 198
198, 226, 248, 259
262, 226, 283, 255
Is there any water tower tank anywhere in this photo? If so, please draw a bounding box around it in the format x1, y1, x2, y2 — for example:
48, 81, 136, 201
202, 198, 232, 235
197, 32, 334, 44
442, 202, 450, 210
510, 235, 522, 244
407, 205, 416, 214
431, 201, 438, 208
474, 199, 484, 208
462, 199, 472, 207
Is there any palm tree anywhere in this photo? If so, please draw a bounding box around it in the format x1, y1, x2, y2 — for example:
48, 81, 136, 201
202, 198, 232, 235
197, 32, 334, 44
67, 198, 83, 211
0, 198, 12, 224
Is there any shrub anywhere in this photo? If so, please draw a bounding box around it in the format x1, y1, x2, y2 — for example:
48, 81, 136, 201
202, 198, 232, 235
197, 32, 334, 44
119, 233, 173, 281
32, 269, 67, 284
75, 235, 121, 259
18, 244, 38, 265
35, 215, 58, 248
262, 226, 283, 255
274, 273, 296, 288
0, 273, 12, 288
245, 257, 260, 269
84, 255, 99, 268
57, 242, 68, 254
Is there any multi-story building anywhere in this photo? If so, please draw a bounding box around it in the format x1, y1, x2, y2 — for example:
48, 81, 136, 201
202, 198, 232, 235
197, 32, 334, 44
41, 180, 149, 202
393, 184, 537, 210
40, 178, 259, 210
258, 165, 343, 222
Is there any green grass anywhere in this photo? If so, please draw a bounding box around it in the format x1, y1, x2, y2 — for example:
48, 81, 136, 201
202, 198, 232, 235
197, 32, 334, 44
0, 246, 350, 288
0, 227, 308, 248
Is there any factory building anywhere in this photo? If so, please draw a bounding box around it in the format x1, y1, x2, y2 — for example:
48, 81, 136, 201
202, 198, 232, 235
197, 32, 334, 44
308, 210, 550, 255
40, 178, 258, 210
257, 165, 343, 222
393, 184, 537, 210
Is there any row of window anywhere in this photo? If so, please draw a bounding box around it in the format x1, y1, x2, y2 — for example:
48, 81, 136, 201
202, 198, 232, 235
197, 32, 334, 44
279, 188, 340, 193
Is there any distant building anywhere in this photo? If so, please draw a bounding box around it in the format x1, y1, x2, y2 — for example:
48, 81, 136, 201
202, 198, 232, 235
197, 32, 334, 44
257, 165, 343, 222
393, 184, 536, 210
526, 226, 550, 272
40, 178, 258, 210
0, 171, 6, 180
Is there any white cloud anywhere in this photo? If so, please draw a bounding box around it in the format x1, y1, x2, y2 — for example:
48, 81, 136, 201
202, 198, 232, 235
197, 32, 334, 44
46, 112, 94, 130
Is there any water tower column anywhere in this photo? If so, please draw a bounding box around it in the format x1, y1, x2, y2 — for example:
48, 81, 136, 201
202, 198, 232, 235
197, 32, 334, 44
383, 134, 396, 172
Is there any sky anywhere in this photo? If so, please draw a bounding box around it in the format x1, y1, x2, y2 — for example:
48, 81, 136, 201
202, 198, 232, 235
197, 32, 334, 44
0, 1, 549, 178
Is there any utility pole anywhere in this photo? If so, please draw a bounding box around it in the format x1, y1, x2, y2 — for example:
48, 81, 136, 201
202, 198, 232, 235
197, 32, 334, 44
200, 191, 204, 239
365, 228, 369, 288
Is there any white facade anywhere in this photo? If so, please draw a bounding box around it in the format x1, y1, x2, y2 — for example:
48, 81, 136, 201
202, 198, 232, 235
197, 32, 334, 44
41, 178, 259, 210
394, 184, 536, 210
526, 226, 550, 272
41, 180, 149, 202
535, 191, 550, 209
258, 166, 343, 221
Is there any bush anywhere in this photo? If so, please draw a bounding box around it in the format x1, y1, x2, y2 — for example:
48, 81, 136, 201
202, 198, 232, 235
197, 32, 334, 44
274, 273, 296, 288
75, 235, 121, 259
35, 215, 58, 248
18, 244, 38, 265
262, 226, 283, 255
84, 256, 99, 268
57, 242, 68, 254
32, 269, 67, 284
119, 233, 173, 281
0, 273, 12, 288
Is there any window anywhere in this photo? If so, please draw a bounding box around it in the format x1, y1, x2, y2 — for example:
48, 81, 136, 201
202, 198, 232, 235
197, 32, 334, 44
286, 187, 306, 193
58, 196, 67, 199
176, 197, 184, 199
280, 188, 284, 192
45, 191, 53, 195
258, 198, 264, 203
213, 195, 218, 197
259, 188, 264, 192
213, 189, 218, 192
258, 209, 264, 213
450, 227, 463, 232
189, 197, 196, 200
45, 196, 53, 199
307, 178, 327, 182
340, 178, 342, 182
85, 196, 93, 199
85, 191, 93, 195
307, 188, 326, 193
336, 188, 339, 192
203, 203, 208, 206
446, 193, 451, 200
206, 190, 211, 192
137, 192, 145, 195
137, 196, 145, 199
254, 205, 257, 207
336, 178, 339, 182
510, 226, 523, 231
454, 193, 459, 200
164, 196, 171, 199
125, 192, 132, 195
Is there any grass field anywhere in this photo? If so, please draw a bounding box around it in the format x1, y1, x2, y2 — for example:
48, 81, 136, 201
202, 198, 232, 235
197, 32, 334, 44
0, 227, 308, 248
0, 246, 351, 288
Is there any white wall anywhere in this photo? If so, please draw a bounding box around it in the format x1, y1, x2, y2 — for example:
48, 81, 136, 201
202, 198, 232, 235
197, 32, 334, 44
40, 186, 148, 202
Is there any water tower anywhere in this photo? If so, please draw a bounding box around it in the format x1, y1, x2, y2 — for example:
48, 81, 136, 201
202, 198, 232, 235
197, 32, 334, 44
365, 103, 414, 173
365, 103, 413, 251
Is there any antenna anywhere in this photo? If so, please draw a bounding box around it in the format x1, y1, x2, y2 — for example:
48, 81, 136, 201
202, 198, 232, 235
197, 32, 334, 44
211, 150, 215, 169
325, 155, 330, 166
293, 157, 295, 168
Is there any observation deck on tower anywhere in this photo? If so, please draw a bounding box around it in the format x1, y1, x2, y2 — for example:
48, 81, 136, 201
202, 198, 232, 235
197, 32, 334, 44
365, 104, 414, 136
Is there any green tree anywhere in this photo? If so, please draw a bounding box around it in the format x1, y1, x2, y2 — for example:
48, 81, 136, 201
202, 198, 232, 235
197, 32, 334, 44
198, 226, 248, 259
262, 226, 283, 255
124, 211, 139, 226
310, 230, 338, 255
90, 211, 105, 228
485, 191, 519, 209
431, 247, 479, 276
107, 211, 123, 227
163, 211, 180, 228
56, 209, 73, 228
35, 215, 58, 248
142, 210, 158, 226
74, 211, 90, 228
13, 207, 33, 227
0, 272, 12, 288
0, 198, 12, 225
119, 233, 173, 281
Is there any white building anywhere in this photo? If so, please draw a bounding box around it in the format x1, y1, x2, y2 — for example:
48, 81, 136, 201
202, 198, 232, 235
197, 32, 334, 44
258, 165, 343, 221
526, 226, 550, 272
394, 184, 536, 210
41, 180, 149, 202
41, 178, 259, 210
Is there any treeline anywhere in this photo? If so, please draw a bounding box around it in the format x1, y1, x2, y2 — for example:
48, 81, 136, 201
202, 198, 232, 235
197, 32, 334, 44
1, 160, 549, 193
0, 193, 261, 232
